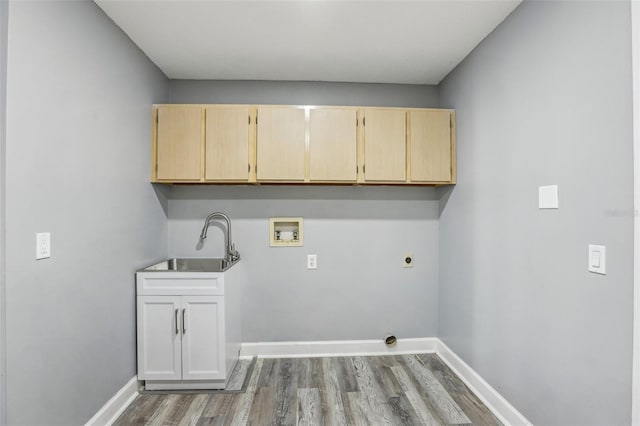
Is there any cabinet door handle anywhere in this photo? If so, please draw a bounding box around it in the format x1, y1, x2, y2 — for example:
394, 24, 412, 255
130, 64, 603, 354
174, 309, 179, 334
182, 308, 186, 334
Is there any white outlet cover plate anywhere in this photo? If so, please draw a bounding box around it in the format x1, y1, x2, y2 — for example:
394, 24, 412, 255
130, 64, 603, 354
539, 185, 559, 209
588, 244, 606, 274
307, 254, 317, 269
36, 232, 51, 260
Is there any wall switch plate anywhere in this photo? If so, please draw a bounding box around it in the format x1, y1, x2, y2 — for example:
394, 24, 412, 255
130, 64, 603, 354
307, 254, 317, 269
403, 253, 413, 268
36, 232, 50, 260
539, 185, 559, 209
588, 244, 606, 274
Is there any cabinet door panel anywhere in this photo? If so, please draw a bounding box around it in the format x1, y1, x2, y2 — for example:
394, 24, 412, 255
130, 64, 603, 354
181, 296, 225, 380
137, 296, 182, 380
205, 107, 250, 181
410, 110, 451, 182
156, 107, 202, 180
309, 108, 357, 181
364, 109, 406, 181
256, 107, 305, 181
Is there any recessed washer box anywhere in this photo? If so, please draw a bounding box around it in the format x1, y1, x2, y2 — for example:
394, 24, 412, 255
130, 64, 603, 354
269, 217, 303, 247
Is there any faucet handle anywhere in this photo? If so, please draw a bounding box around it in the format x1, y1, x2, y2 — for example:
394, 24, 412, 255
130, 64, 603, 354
229, 244, 240, 261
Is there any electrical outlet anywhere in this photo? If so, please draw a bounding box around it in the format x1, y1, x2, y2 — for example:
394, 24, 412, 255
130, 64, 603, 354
403, 253, 413, 268
36, 232, 51, 260
307, 254, 317, 269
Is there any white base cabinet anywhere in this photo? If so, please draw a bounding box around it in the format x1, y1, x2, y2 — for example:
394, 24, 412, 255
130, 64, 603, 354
136, 267, 242, 390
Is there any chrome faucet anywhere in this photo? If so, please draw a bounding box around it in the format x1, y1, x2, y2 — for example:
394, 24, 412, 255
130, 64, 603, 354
199, 212, 240, 262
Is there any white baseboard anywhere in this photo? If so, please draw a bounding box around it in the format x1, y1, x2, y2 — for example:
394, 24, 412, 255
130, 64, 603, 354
435, 340, 532, 426
85, 376, 140, 426
240, 337, 437, 358
241, 337, 531, 425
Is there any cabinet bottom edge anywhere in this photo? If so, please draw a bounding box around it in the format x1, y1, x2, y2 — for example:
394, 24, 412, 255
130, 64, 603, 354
144, 379, 227, 390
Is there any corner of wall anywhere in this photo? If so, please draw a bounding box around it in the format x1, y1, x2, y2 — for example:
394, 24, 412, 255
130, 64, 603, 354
632, 1, 640, 423
0, 0, 8, 424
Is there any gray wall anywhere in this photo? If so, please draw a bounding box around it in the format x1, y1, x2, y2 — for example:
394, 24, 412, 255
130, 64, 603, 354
170, 79, 439, 107
168, 186, 440, 342
5, 2, 169, 424
0, 0, 7, 424
438, 1, 633, 425
167, 81, 441, 342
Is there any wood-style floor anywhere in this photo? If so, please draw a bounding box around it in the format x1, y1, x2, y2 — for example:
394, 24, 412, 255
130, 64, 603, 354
115, 354, 501, 425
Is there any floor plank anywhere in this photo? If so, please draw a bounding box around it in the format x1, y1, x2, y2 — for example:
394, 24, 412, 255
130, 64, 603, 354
273, 358, 297, 425
321, 357, 348, 425
146, 394, 191, 425
296, 388, 321, 426
390, 364, 443, 426
200, 394, 238, 426
350, 356, 397, 425
247, 386, 273, 426
388, 394, 423, 426
403, 354, 472, 424
369, 356, 403, 398
177, 394, 209, 426
346, 391, 375, 426
226, 358, 254, 391
419, 354, 501, 426
115, 354, 502, 425
113, 394, 166, 426
334, 357, 359, 393
232, 358, 263, 426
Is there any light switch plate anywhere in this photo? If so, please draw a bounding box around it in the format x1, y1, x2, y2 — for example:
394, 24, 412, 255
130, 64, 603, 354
539, 185, 559, 209
36, 232, 50, 260
588, 244, 606, 275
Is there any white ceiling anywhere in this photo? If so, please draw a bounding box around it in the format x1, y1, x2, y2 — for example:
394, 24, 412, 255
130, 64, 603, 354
95, 0, 521, 85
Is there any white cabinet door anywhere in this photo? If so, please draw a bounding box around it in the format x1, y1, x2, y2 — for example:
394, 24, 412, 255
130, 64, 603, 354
181, 296, 225, 380
137, 296, 182, 380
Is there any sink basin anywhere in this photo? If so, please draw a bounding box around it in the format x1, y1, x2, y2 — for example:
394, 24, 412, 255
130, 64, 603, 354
141, 258, 237, 272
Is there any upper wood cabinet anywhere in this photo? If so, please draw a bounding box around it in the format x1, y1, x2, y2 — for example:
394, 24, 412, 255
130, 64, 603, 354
152, 104, 456, 186
409, 110, 452, 182
362, 109, 407, 182
155, 106, 203, 181
205, 106, 251, 182
309, 108, 357, 182
256, 107, 306, 181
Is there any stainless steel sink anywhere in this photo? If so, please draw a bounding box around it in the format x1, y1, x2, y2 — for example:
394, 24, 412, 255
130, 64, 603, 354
141, 258, 237, 272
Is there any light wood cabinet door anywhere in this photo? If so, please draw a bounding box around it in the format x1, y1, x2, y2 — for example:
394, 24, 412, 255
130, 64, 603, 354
309, 108, 357, 182
181, 296, 225, 380
410, 110, 452, 182
205, 106, 251, 181
137, 296, 182, 381
363, 109, 406, 181
156, 106, 202, 181
256, 107, 305, 181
